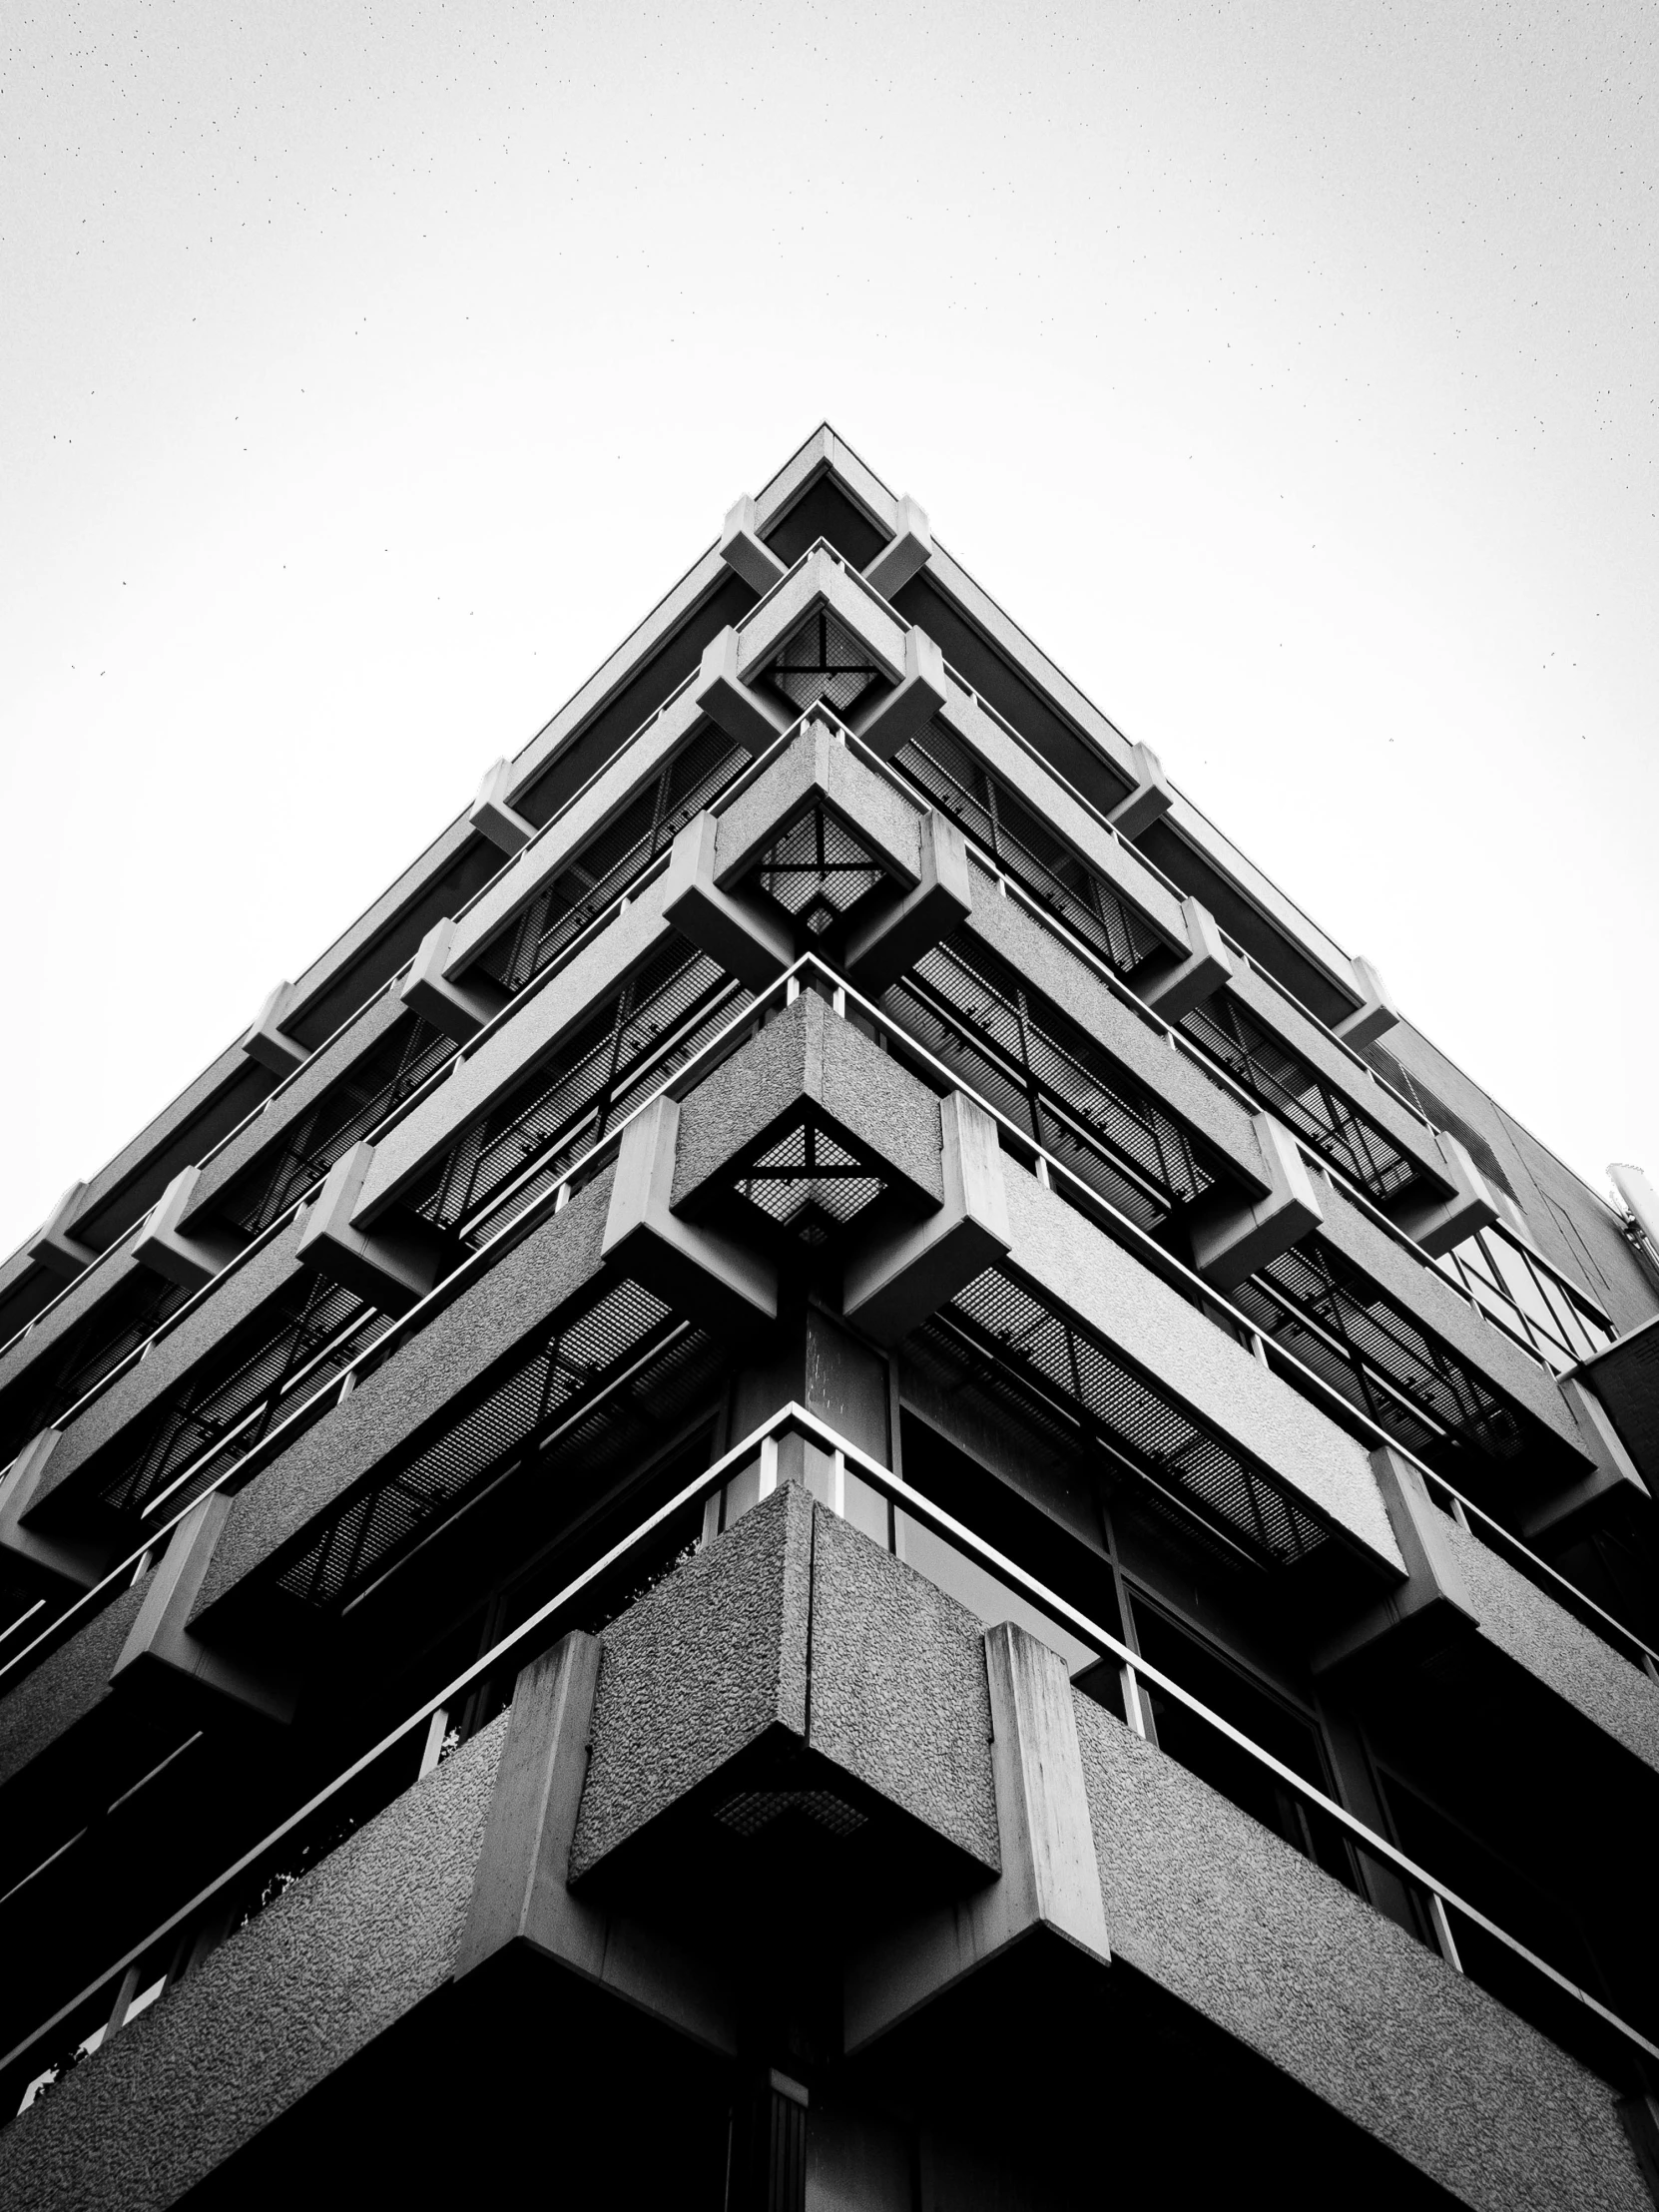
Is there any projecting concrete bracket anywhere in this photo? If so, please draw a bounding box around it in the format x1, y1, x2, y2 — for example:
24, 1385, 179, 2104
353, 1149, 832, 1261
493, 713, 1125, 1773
0, 1428, 107, 1591
843, 811, 974, 996
24, 1182, 97, 1282
131, 1165, 244, 1293
1523, 1377, 1651, 1545
843, 1621, 1110, 2052
1389, 1131, 1500, 1258
400, 915, 512, 1045
862, 494, 933, 601
1313, 1446, 1480, 1675
842, 1092, 1010, 1346
111, 1489, 298, 1724
1333, 956, 1400, 1051
601, 1094, 779, 1336
294, 1139, 448, 1317
720, 494, 789, 598
1137, 895, 1234, 1021
850, 625, 949, 763
1189, 1114, 1324, 1292
694, 625, 795, 758
456, 1629, 739, 2053
662, 811, 796, 992
1106, 742, 1175, 841
468, 758, 536, 855
241, 982, 309, 1077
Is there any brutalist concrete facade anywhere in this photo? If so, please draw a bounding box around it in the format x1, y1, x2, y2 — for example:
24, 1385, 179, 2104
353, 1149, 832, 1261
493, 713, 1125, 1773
2, 428, 1658, 2210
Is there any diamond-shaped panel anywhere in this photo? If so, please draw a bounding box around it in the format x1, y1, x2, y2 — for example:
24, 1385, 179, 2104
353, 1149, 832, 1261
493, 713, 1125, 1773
766, 608, 885, 718
755, 806, 887, 927
737, 1119, 887, 1244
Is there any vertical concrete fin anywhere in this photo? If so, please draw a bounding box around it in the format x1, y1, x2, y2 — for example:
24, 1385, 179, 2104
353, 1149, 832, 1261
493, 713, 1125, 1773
132, 1165, 243, 1292
695, 625, 793, 756
721, 494, 789, 597
112, 1490, 297, 1722
1190, 1115, 1324, 1291
662, 810, 796, 990
399, 915, 510, 1044
841, 1091, 1010, 1345
468, 759, 536, 854
984, 1622, 1112, 1963
1138, 894, 1234, 1020
600, 1093, 779, 1329
862, 495, 932, 600
1334, 955, 1399, 1050
851, 625, 948, 762
1313, 1446, 1479, 1674
1106, 741, 1175, 840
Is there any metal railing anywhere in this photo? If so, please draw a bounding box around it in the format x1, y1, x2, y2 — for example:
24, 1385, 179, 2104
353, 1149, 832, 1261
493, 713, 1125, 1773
4, 1398, 1652, 2126
5, 952, 1654, 1708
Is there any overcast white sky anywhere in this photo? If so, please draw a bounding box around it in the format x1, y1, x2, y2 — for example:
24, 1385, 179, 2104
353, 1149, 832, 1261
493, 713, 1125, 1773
1, 1, 1654, 1260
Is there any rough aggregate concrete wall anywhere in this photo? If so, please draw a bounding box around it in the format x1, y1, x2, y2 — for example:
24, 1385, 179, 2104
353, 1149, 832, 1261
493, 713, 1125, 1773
672, 992, 941, 1214
192, 1169, 614, 1617
37, 1211, 312, 1508
1450, 1517, 1659, 1774
570, 1479, 815, 1877
0, 1712, 508, 2212
715, 723, 922, 884
808, 1502, 997, 1869
1075, 1695, 1650, 2212
1001, 1160, 1403, 1571
0, 1580, 146, 1792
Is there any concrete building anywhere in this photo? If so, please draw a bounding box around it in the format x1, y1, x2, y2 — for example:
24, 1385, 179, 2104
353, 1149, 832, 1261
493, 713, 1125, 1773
1, 426, 1657, 2209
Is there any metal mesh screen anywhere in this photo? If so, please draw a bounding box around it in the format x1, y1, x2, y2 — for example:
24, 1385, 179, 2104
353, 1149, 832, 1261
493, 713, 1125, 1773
1178, 995, 1418, 1208
753, 807, 887, 934
735, 1119, 887, 1242
893, 724, 1164, 976
2, 1271, 193, 1467
882, 928, 1218, 1232
1231, 1243, 1530, 1468
271, 1281, 721, 1611
97, 1276, 381, 1519
924, 1266, 1330, 1567
477, 727, 746, 994
408, 945, 746, 1239
765, 609, 884, 718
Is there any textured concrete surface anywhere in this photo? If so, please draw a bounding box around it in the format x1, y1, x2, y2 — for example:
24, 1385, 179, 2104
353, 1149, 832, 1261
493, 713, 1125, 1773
1001, 1159, 1404, 1572
958, 887, 1265, 1190
185, 990, 410, 1226
1076, 1695, 1651, 2212
671, 991, 943, 1216
0, 1712, 507, 2212
810, 1501, 997, 1869
570, 1478, 815, 1877
1448, 1514, 1659, 1775
0, 1579, 146, 1793
192, 1168, 614, 1620
1316, 1173, 1585, 1453
735, 546, 907, 687
35, 1211, 312, 1511
714, 720, 922, 889
356, 876, 678, 1221
1585, 1320, 1659, 1489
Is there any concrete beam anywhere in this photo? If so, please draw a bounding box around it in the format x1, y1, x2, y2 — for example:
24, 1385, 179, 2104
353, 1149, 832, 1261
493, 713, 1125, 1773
843, 1621, 1110, 2051
399, 915, 511, 1045
240, 982, 308, 1077
1524, 1376, 1652, 1543
1314, 1446, 1479, 1675
850, 625, 949, 763
1189, 1114, 1324, 1291
1389, 1130, 1500, 1258
131, 1166, 243, 1293
720, 493, 789, 598
1333, 955, 1400, 1051
661, 810, 796, 992
111, 1490, 298, 1724
600, 1095, 780, 1335
24, 1182, 96, 1283
862, 493, 933, 601
694, 625, 794, 757
294, 1140, 447, 1317
843, 1092, 1011, 1346
1137, 894, 1235, 1021
0, 1427, 107, 1590
456, 1630, 738, 2051
467, 758, 536, 855
1106, 741, 1174, 841
843, 810, 974, 996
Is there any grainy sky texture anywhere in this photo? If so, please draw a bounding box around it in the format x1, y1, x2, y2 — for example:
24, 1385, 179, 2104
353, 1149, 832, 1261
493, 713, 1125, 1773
1, 1, 1655, 1258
